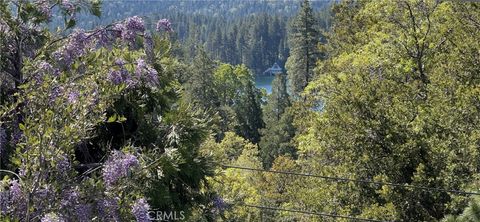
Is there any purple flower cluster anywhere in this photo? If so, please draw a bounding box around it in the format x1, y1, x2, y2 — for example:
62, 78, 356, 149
102, 150, 139, 188
75, 204, 92, 222
156, 19, 173, 32
98, 198, 120, 221
135, 59, 147, 77
135, 59, 159, 87
49, 86, 64, 104
0, 180, 27, 215
33, 61, 59, 83
0, 126, 6, 158
54, 29, 92, 67
60, 189, 79, 209
67, 90, 80, 104
9, 180, 22, 201
94, 29, 111, 47
108, 70, 123, 85
39, 61, 54, 73
114, 16, 145, 43
126, 16, 146, 33
61, 0, 76, 15
115, 58, 126, 66
108, 59, 133, 86
57, 155, 71, 176
35, 0, 52, 18
213, 196, 227, 210
0, 191, 8, 213
132, 198, 151, 222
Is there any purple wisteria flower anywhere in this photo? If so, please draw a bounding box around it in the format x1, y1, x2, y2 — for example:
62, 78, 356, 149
60, 189, 80, 215
39, 61, 53, 72
61, 0, 75, 14
156, 19, 173, 32
54, 29, 91, 67
35, 0, 52, 18
57, 155, 71, 178
144, 66, 159, 87
213, 196, 227, 210
135, 59, 159, 87
132, 198, 151, 222
102, 150, 139, 188
108, 59, 133, 86
98, 198, 120, 221
75, 204, 92, 222
9, 180, 22, 201
94, 29, 111, 46
126, 16, 145, 33
0, 126, 6, 158
114, 16, 145, 43
112, 23, 125, 38
41, 213, 64, 222
34, 187, 50, 200
0, 191, 9, 213
115, 58, 126, 66
135, 59, 147, 77
37, 60, 60, 77
49, 86, 64, 104
108, 70, 123, 85
68, 91, 80, 103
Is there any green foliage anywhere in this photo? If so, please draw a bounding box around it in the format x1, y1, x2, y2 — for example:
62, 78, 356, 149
259, 74, 296, 169
443, 198, 480, 222
286, 0, 322, 98
185, 55, 264, 143
292, 0, 480, 221
202, 132, 263, 221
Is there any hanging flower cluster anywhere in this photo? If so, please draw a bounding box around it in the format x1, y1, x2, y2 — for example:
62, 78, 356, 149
132, 198, 151, 222
0, 126, 6, 158
34, 0, 52, 19
156, 19, 173, 33
102, 150, 139, 188
0, 180, 27, 217
53, 29, 93, 67
1, 0, 178, 220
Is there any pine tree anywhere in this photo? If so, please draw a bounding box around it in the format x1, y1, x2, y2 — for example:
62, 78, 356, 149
259, 74, 296, 169
233, 68, 264, 143
185, 49, 220, 110
285, 0, 321, 98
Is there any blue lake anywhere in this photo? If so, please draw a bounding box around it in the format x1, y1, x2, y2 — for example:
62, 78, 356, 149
254, 76, 275, 94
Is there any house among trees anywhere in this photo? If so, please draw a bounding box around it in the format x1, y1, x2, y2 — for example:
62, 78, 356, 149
263, 62, 283, 76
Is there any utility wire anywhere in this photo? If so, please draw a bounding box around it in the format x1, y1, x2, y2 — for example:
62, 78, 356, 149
231, 203, 390, 222
220, 164, 480, 196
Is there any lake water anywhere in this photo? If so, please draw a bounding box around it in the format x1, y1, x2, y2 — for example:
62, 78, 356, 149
255, 76, 275, 94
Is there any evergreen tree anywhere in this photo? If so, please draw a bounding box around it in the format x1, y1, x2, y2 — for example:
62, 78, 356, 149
285, 0, 321, 98
185, 49, 220, 111
234, 70, 264, 143
259, 74, 296, 168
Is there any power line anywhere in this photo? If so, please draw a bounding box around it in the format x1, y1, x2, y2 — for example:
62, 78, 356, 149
232, 203, 390, 222
220, 164, 480, 196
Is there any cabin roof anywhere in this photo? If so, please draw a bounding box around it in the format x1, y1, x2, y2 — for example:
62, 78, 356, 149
263, 63, 283, 74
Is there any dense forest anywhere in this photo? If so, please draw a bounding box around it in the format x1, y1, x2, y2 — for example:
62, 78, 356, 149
1, 0, 480, 221
50, 0, 332, 75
